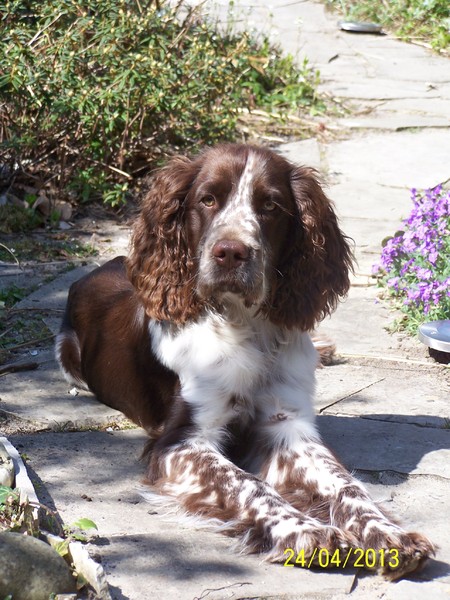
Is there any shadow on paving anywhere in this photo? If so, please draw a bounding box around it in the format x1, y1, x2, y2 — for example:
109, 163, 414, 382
96, 533, 251, 579
319, 413, 450, 480
6, 409, 450, 486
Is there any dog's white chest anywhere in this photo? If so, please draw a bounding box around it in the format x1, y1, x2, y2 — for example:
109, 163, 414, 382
149, 312, 317, 439
150, 315, 271, 399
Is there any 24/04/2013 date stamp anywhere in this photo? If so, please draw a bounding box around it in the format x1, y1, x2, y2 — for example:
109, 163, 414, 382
284, 547, 400, 569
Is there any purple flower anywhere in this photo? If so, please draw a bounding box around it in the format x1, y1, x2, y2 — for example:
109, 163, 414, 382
374, 186, 450, 329
416, 267, 432, 280
387, 276, 400, 290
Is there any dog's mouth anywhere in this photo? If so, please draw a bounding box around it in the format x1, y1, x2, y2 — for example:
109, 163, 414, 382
196, 251, 267, 308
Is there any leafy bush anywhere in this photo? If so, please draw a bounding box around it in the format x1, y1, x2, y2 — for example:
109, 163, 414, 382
326, 0, 450, 52
0, 485, 38, 534
373, 186, 450, 333
0, 0, 320, 206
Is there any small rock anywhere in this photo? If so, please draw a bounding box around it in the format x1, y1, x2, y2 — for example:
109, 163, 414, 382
0, 443, 14, 487
55, 201, 73, 221
34, 197, 73, 221
59, 221, 72, 230
0, 532, 77, 600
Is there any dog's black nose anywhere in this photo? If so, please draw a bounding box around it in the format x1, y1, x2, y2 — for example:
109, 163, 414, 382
212, 240, 250, 269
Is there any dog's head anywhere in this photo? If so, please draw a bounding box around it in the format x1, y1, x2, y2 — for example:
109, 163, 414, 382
127, 143, 353, 330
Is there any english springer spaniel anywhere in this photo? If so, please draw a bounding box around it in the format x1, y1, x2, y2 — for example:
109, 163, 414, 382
56, 143, 433, 578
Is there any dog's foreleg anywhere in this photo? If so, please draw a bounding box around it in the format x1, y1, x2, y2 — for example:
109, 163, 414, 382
147, 440, 351, 562
258, 427, 435, 578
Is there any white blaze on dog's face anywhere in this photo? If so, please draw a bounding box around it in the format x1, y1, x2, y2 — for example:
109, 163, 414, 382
186, 148, 294, 308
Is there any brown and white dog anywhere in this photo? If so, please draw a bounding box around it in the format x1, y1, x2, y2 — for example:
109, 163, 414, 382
56, 143, 433, 578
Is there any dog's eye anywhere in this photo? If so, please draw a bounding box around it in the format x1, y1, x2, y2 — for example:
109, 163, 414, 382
200, 195, 216, 208
262, 199, 277, 212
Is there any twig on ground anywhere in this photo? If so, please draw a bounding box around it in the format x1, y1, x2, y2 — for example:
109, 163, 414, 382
194, 582, 252, 600
7, 307, 64, 315
0, 243, 21, 267
4, 333, 55, 352
0, 362, 39, 376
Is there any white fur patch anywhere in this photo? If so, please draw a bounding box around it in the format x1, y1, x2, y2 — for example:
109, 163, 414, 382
211, 151, 260, 239
149, 315, 318, 445
55, 331, 87, 389
197, 151, 269, 307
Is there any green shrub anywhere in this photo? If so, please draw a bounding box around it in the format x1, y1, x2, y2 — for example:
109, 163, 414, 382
0, 0, 320, 206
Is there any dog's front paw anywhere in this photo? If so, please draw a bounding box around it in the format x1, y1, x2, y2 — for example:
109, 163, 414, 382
360, 529, 435, 580
380, 531, 435, 580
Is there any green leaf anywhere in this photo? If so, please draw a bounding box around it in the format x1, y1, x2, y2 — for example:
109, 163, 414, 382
0, 486, 18, 505
53, 539, 70, 558
72, 518, 98, 531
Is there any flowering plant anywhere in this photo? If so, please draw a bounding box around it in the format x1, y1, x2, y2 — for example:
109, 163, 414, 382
372, 186, 450, 333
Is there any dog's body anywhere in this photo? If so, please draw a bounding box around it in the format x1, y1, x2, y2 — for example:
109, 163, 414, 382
57, 256, 177, 430
57, 143, 433, 577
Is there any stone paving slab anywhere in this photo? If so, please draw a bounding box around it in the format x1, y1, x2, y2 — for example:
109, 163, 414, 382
1, 265, 127, 429
316, 363, 450, 429
336, 115, 449, 130
321, 75, 449, 102
0, 350, 124, 430
319, 286, 413, 358
14, 264, 101, 335
319, 415, 450, 480
322, 130, 450, 191
15, 265, 98, 314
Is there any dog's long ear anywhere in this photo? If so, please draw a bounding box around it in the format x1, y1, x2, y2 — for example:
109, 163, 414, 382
265, 166, 353, 330
126, 157, 204, 324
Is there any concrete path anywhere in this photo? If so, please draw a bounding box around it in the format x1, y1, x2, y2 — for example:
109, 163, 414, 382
2, 1, 450, 599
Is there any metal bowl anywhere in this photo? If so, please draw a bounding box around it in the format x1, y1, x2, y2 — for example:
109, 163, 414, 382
418, 320, 450, 353
338, 20, 383, 34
